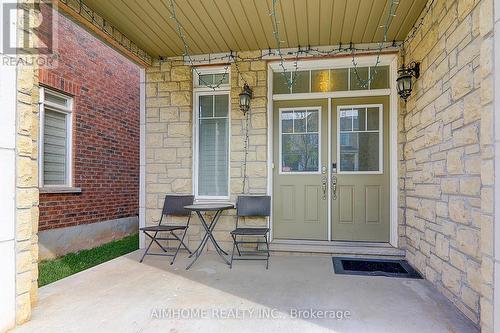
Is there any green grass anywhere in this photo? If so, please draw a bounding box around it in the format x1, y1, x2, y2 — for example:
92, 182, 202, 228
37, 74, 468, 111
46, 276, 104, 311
38, 233, 139, 287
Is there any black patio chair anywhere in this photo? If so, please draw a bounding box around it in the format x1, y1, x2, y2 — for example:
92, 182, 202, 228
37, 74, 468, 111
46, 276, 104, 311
230, 195, 271, 269
139, 195, 194, 264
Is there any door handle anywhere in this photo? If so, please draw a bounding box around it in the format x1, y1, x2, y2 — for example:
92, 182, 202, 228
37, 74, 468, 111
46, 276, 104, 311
321, 176, 327, 200
331, 176, 338, 200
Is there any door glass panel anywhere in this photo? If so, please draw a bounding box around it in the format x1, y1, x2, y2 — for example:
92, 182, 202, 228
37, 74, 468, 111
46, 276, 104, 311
339, 106, 381, 172
339, 109, 352, 131
307, 110, 319, 132
291, 71, 310, 93
281, 109, 320, 173
311, 70, 330, 92
352, 108, 366, 131
293, 111, 307, 132
370, 66, 389, 89
340, 133, 379, 171
367, 107, 380, 130
330, 68, 348, 91
350, 67, 369, 90
282, 111, 294, 133
273, 72, 291, 94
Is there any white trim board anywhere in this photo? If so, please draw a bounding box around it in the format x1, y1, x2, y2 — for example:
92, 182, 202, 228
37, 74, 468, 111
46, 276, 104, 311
139, 68, 146, 248
270, 240, 405, 257
192, 91, 231, 201
38, 87, 74, 189
268, 54, 396, 71
389, 56, 399, 247
0, 0, 17, 328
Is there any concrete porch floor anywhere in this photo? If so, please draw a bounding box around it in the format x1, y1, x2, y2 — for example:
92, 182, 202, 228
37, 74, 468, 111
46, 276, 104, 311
14, 251, 477, 333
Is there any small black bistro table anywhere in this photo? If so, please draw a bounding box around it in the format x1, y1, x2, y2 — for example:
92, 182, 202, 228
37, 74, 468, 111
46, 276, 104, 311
184, 203, 234, 269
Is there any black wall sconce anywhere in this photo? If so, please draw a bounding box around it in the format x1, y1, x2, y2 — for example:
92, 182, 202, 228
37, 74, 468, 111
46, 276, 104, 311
239, 83, 253, 114
396, 61, 420, 102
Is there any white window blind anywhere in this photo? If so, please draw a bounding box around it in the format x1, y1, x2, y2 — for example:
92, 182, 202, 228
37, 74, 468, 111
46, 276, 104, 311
43, 110, 68, 185
40, 88, 73, 187
197, 94, 229, 197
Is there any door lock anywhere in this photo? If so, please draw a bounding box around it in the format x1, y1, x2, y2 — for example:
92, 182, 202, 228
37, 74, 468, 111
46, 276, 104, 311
332, 162, 337, 174
331, 176, 338, 200
321, 176, 328, 200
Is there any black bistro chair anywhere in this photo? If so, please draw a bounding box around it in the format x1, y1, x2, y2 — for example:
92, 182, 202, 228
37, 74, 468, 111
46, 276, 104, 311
139, 195, 194, 264
230, 195, 271, 269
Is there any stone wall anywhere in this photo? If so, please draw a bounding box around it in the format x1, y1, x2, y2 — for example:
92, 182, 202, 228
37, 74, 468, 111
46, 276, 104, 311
144, 52, 268, 251
15, 1, 40, 322
400, 0, 495, 329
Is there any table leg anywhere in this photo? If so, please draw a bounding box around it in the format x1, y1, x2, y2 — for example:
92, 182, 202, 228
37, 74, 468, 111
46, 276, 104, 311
186, 210, 230, 269
188, 210, 222, 258
201, 211, 229, 256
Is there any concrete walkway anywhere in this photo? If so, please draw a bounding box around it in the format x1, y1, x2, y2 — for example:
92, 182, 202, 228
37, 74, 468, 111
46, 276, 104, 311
15, 251, 477, 333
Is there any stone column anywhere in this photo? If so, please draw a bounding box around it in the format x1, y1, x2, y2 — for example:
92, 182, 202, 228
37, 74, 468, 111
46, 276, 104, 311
14, 1, 40, 325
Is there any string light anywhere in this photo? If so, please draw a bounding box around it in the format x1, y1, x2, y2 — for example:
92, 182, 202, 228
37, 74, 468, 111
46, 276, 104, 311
351, 0, 399, 89
164, 0, 436, 193
164, 0, 435, 91
165, 0, 403, 90
167, 0, 229, 89
402, 0, 436, 46
270, 0, 301, 89
241, 110, 250, 194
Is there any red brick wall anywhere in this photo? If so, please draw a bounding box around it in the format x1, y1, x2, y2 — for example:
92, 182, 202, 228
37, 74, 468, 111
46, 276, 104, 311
38, 10, 140, 231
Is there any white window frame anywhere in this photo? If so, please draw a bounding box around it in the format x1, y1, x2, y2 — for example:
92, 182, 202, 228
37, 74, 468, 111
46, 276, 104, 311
192, 67, 231, 200
270, 54, 394, 101
278, 106, 322, 175
336, 104, 383, 174
193, 66, 231, 91
38, 87, 74, 188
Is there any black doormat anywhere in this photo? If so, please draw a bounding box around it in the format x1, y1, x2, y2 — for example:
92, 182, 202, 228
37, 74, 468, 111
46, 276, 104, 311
332, 257, 422, 279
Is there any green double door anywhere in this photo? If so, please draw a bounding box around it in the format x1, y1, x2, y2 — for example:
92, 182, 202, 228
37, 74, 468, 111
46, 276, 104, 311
272, 96, 390, 242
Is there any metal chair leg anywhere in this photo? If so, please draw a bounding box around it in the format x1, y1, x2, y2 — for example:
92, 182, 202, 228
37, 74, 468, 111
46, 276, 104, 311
264, 234, 270, 270
172, 230, 192, 253
235, 239, 242, 256
140, 231, 157, 263
230, 234, 237, 269
170, 229, 191, 265
170, 232, 182, 265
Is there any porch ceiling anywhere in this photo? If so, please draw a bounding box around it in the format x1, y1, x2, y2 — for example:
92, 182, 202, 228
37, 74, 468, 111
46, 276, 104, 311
82, 0, 428, 58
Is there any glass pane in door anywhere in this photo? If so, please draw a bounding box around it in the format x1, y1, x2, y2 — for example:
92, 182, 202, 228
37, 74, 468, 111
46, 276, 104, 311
281, 109, 320, 172
339, 106, 381, 172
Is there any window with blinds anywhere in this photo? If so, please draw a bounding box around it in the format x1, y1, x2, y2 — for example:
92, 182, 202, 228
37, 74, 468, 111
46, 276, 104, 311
197, 93, 230, 197
40, 88, 72, 187
43, 110, 68, 184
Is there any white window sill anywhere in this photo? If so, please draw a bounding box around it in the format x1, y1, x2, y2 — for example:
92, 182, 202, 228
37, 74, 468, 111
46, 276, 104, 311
39, 187, 82, 194
194, 198, 234, 205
